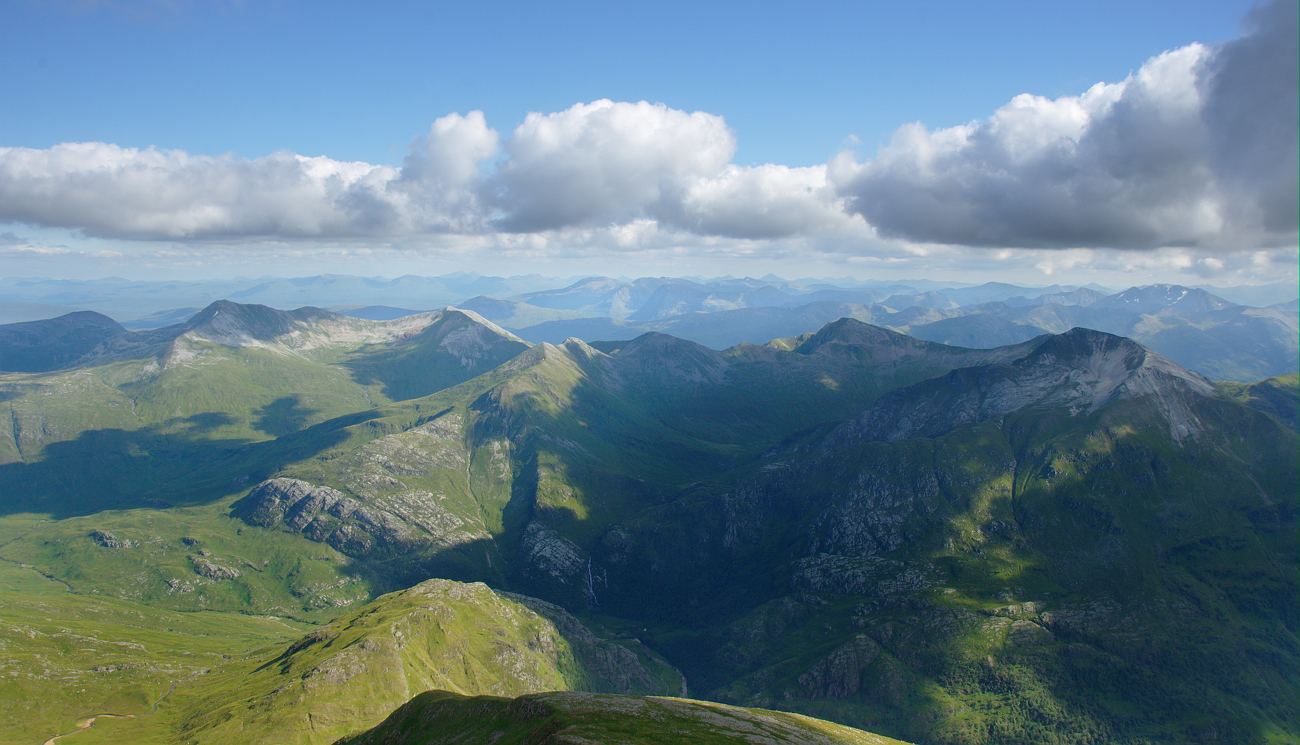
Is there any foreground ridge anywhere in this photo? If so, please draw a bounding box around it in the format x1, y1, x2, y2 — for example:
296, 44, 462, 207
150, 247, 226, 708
335, 689, 910, 745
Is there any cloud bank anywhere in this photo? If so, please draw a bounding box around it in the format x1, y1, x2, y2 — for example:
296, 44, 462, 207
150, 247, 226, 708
0, 0, 1294, 253
832, 0, 1297, 250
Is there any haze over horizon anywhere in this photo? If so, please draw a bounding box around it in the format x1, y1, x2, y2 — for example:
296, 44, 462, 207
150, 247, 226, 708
0, 0, 1295, 290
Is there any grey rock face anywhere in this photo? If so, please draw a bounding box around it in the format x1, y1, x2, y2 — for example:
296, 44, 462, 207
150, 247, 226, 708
241, 478, 350, 528
797, 634, 881, 699
192, 555, 241, 580
90, 530, 136, 549
791, 555, 934, 598
519, 521, 586, 586
238, 474, 487, 560
240, 478, 395, 553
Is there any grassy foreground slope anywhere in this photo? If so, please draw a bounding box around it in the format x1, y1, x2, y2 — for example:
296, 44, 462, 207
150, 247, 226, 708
335, 690, 911, 745
0, 559, 306, 744
69, 578, 682, 745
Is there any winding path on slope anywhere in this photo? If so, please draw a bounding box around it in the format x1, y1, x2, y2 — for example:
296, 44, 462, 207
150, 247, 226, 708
41, 681, 177, 745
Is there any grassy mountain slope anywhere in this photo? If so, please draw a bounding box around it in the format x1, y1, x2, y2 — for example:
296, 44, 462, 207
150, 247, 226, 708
2, 319, 1294, 745
70, 578, 681, 745
0, 502, 377, 620
0, 303, 528, 503
0, 558, 306, 744
1, 321, 1021, 639
1218, 373, 1299, 432
214, 323, 1033, 606
339, 307, 529, 401
335, 690, 909, 745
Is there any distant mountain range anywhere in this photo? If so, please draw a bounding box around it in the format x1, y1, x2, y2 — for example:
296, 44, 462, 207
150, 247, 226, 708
455, 281, 1295, 383
0, 298, 1294, 743
2, 273, 1294, 323
0, 272, 1297, 745
7, 277, 1294, 383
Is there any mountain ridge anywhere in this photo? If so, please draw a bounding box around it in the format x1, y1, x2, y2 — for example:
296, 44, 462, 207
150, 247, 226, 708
833, 328, 1220, 445
1, 310, 1295, 745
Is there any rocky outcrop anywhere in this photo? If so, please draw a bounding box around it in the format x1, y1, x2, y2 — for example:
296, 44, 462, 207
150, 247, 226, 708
191, 555, 241, 580
90, 530, 136, 548
240, 478, 356, 529
519, 521, 586, 586
790, 556, 934, 598
238, 478, 397, 553
798, 635, 882, 699
236, 466, 494, 562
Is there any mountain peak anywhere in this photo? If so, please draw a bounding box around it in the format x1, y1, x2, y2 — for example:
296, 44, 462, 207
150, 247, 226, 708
795, 317, 916, 354
184, 300, 338, 345
614, 332, 728, 384
0, 310, 128, 372
1026, 326, 1143, 366
1097, 284, 1236, 313
835, 327, 1221, 445
440, 306, 525, 344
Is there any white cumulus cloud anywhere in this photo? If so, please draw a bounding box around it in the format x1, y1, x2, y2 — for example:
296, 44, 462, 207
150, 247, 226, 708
489, 100, 736, 232
0, 0, 1294, 259
0, 142, 401, 239
654, 163, 857, 239
830, 0, 1297, 250
388, 110, 501, 233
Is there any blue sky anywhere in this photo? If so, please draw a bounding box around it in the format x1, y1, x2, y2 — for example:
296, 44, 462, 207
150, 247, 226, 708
0, 0, 1295, 287
2, 0, 1255, 166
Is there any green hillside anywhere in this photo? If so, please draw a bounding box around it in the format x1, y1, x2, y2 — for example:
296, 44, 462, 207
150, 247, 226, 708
335, 690, 910, 745
1219, 373, 1299, 431
0, 302, 529, 513
50, 578, 682, 745
0, 558, 306, 744
0, 311, 127, 372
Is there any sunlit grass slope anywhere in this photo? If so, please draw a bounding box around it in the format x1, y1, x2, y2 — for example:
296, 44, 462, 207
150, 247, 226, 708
0, 304, 529, 518
0, 559, 306, 745
68, 578, 682, 745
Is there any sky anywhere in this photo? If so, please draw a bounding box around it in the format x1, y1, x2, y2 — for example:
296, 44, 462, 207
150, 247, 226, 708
0, 0, 1296, 288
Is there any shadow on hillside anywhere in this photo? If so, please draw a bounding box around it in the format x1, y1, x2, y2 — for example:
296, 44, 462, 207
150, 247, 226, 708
254, 396, 318, 437
0, 409, 385, 519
